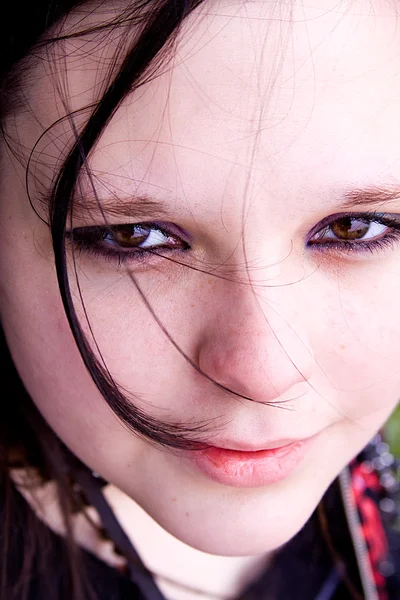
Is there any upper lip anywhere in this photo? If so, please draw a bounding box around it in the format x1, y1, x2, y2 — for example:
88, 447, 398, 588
203, 436, 314, 452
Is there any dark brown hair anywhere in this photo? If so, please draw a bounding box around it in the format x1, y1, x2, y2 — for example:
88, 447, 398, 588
0, 1, 207, 597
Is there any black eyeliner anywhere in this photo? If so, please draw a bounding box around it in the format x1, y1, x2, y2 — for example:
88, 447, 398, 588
307, 211, 400, 255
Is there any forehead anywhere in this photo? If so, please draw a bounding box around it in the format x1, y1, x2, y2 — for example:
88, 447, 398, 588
12, 0, 400, 210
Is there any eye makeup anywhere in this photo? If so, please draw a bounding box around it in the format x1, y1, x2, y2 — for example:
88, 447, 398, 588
306, 212, 400, 255
65, 221, 191, 266
65, 210, 400, 269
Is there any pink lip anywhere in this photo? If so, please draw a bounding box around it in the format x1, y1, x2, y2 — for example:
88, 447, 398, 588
188, 439, 311, 488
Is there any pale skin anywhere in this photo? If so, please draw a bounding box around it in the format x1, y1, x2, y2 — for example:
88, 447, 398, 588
1, 0, 400, 598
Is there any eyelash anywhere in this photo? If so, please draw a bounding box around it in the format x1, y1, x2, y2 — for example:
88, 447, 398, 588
66, 212, 400, 266
306, 212, 400, 255
66, 222, 190, 266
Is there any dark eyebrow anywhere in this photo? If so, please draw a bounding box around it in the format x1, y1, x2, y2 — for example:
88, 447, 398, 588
70, 183, 400, 222
339, 183, 400, 210
70, 193, 170, 221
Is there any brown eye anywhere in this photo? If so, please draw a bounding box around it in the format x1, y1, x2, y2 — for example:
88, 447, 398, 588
68, 221, 190, 266
330, 217, 369, 240
102, 224, 187, 251
107, 225, 151, 247
310, 217, 388, 244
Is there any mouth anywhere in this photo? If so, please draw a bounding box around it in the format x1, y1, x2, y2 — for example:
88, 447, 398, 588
186, 437, 315, 488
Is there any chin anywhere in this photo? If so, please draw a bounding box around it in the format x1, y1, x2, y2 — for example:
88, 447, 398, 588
170, 510, 315, 556
151, 478, 328, 557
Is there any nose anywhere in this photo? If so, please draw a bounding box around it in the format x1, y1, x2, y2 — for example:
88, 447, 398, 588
196, 283, 313, 403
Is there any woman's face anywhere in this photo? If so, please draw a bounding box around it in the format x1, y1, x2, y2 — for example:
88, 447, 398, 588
1, 0, 400, 556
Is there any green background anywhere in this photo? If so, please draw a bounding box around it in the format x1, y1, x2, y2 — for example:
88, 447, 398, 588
386, 403, 400, 457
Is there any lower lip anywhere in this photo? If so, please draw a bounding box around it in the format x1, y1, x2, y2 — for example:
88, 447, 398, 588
189, 440, 309, 488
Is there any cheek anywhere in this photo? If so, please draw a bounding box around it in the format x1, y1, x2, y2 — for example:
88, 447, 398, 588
3, 287, 148, 474
0, 226, 136, 469
311, 267, 400, 421
67, 268, 199, 404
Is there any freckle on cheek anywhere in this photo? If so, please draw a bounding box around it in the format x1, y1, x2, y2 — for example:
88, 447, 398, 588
55, 315, 70, 334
